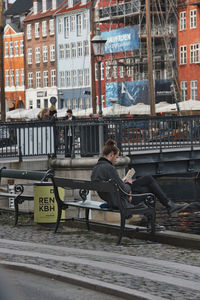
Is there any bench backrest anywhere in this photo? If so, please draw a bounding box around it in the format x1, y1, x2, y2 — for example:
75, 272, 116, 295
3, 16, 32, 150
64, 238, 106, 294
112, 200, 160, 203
0, 168, 51, 182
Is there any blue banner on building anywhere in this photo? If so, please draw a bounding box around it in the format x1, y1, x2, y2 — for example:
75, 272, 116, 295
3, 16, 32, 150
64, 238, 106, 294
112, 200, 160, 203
102, 26, 139, 53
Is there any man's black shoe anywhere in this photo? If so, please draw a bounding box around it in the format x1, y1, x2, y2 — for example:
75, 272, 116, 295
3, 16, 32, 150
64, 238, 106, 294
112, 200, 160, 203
167, 202, 190, 215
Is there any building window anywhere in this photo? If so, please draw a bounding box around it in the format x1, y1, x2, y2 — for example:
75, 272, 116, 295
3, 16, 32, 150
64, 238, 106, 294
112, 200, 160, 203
71, 15, 75, 32
42, 21, 47, 37
190, 9, 197, 29
190, 80, 197, 100
85, 97, 90, 108
84, 68, 89, 86
5, 42, 8, 57
27, 48, 32, 64
43, 70, 48, 87
35, 47, 40, 64
71, 70, 77, 86
10, 42, 13, 56
77, 41, 82, 57
60, 71, 65, 87
58, 18, 63, 34
43, 46, 48, 63
5, 70, 9, 86
35, 22, 40, 38
21, 69, 24, 86
83, 12, 88, 30
112, 63, 117, 79
49, 19, 54, 35
37, 99, 41, 108
65, 70, 70, 87
71, 42, 76, 58
28, 72, 33, 88
51, 69, 56, 86
64, 16, 69, 38
83, 40, 89, 56
10, 69, 14, 86
180, 45, 187, 65
27, 24, 32, 40
106, 62, 111, 79
119, 61, 125, 78
29, 100, 33, 109
77, 14, 82, 36
59, 44, 64, 59
79, 98, 83, 109
180, 11, 186, 31
44, 98, 48, 108
50, 44, 55, 61
14, 41, 18, 56
67, 99, 71, 108
181, 81, 187, 101
15, 69, 19, 86
20, 40, 24, 56
72, 98, 78, 109
190, 44, 196, 64
65, 43, 70, 59
78, 69, 83, 86
127, 58, 133, 77
36, 71, 41, 88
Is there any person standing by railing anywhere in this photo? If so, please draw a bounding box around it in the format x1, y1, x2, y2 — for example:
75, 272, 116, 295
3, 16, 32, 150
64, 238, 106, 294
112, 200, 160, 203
65, 109, 76, 157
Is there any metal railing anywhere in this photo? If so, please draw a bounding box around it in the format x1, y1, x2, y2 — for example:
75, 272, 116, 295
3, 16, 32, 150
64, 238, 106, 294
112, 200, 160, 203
0, 115, 200, 160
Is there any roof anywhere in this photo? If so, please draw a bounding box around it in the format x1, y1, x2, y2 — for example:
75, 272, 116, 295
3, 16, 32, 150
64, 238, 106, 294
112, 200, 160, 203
56, 1, 91, 15
4, 0, 32, 16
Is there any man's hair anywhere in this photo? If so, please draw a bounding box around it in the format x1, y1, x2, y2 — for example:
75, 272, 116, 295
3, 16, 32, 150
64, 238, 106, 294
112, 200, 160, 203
67, 109, 72, 114
102, 139, 119, 156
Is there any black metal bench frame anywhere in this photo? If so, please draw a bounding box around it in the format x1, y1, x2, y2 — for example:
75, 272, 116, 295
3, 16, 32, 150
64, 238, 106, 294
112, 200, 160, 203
50, 175, 156, 245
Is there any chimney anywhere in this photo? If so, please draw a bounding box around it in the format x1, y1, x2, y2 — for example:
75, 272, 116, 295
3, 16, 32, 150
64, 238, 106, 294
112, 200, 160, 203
42, 0, 47, 12
33, 0, 38, 14
52, 0, 57, 10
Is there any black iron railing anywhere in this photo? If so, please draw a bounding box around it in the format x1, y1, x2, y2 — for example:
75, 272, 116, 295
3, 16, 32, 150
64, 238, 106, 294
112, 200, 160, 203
0, 115, 200, 160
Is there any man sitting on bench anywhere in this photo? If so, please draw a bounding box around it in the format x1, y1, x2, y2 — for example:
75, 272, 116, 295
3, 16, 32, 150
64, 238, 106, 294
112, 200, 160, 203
91, 139, 189, 215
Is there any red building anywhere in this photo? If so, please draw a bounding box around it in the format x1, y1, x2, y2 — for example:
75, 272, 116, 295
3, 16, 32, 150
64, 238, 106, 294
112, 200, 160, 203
178, 0, 200, 101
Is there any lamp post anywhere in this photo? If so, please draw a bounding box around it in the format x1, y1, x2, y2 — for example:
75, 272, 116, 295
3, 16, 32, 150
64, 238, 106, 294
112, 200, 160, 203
91, 28, 107, 151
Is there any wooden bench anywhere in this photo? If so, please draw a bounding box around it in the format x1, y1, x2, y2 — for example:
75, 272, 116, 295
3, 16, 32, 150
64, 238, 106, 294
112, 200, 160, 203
50, 176, 156, 245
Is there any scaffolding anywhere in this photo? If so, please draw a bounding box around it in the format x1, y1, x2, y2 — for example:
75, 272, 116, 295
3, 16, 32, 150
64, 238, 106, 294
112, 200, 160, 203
96, 0, 180, 103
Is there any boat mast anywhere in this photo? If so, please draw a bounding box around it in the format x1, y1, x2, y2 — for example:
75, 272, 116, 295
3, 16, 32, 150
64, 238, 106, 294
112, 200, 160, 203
145, 0, 155, 116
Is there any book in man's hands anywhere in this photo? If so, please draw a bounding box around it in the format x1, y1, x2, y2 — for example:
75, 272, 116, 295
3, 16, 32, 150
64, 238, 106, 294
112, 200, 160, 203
123, 168, 136, 181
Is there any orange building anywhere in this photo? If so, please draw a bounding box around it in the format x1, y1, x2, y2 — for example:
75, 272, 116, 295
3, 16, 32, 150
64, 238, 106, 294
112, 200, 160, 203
4, 23, 25, 110
178, 0, 200, 101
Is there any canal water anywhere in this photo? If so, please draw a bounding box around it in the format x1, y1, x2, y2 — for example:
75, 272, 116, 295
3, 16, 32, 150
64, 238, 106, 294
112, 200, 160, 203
155, 176, 200, 234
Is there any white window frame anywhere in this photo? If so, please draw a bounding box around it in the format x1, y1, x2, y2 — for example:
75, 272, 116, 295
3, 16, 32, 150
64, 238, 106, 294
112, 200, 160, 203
190, 44, 196, 64
14, 41, 19, 56
60, 71, 65, 87
42, 21, 47, 37
49, 19, 54, 35
65, 70, 70, 87
50, 44, 55, 61
59, 44, 64, 59
51, 69, 56, 86
43, 46, 48, 63
28, 72, 33, 88
15, 69, 19, 86
190, 80, 197, 100
10, 42, 13, 56
5, 42, 8, 57
5, 70, 9, 86
27, 48, 32, 64
36, 71, 41, 88
27, 24, 32, 40
35, 22, 40, 38
180, 45, 187, 65
58, 18, 63, 34
83, 12, 88, 30
43, 70, 48, 87
106, 62, 111, 79
180, 11, 186, 31
20, 40, 24, 56
71, 15, 75, 32
35, 47, 40, 64
84, 68, 89, 86
77, 41, 82, 57
77, 14, 82, 36
78, 69, 83, 86
181, 81, 187, 101
10, 69, 14, 86
71, 70, 77, 87
190, 9, 197, 29
65, 43, 70, 59
21, 69, 24, 86
65, 16, 70, 38
83, 40, 89, 56
71, 42, 76, 58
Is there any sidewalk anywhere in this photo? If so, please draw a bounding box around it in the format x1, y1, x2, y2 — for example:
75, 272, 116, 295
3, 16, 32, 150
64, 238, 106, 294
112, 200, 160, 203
0, 219, 200, 300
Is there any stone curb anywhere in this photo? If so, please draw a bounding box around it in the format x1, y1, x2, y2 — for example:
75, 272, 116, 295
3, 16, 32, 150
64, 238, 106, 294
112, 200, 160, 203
0, 261, 167, 300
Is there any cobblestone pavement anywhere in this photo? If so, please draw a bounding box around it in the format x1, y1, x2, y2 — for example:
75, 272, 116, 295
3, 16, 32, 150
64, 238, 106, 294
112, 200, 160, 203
0, 214, 200, 300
